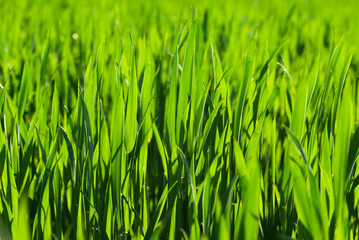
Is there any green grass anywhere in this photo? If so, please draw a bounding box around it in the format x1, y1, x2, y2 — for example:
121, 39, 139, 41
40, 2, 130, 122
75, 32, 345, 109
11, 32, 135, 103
1, 0, 359, 239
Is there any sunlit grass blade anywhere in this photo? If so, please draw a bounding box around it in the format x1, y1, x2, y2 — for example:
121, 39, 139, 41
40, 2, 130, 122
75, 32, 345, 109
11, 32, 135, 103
18, 59, 29, 123
124, 34, 138, 152
234, 31, 257, 142
333, 83, 351, 239
330, 53, 352, 133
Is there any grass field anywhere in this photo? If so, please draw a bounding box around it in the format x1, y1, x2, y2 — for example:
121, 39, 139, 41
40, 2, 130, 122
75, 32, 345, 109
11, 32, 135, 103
1, 0, 359, 239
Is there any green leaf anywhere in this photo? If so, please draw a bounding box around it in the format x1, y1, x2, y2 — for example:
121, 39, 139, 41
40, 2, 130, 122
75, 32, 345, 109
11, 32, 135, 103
169, 197, 177, 240
144, 183, 175, 240
234, 32, 257, 142
40, 32, 50, 84
196, 99, 223, 160
331, 53, 352, 133
176, 22, 195, 146
18, 59, 30, 123
333, 83, 351, 239
50, 85, 59, 137
124, 34, 138, 152
84, 56, 96, 137
60, 126, 76, 183
167, 23, 186, 152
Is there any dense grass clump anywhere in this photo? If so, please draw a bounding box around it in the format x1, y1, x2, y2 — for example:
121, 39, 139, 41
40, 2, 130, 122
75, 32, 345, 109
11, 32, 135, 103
1, 0, 359, 239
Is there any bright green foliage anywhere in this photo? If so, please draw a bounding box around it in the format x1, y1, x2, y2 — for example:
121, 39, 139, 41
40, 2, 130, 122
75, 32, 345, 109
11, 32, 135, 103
1, 0, 359, 239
